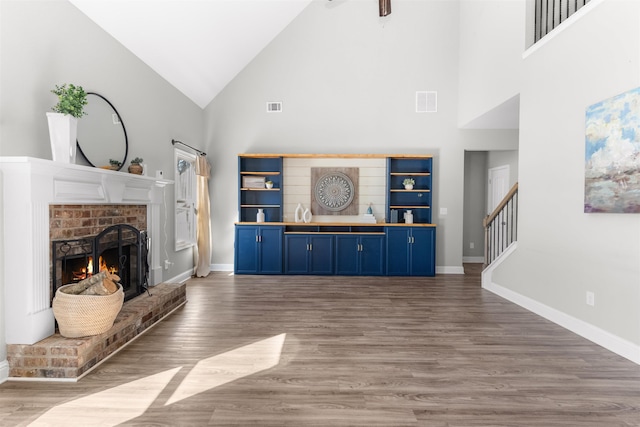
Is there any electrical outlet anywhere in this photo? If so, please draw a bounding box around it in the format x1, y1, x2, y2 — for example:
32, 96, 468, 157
164, 260, 171, 270
470, 242, 474, 249
586, 291, 595, 306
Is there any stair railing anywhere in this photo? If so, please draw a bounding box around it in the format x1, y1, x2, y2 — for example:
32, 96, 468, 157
483, 183, 518, 267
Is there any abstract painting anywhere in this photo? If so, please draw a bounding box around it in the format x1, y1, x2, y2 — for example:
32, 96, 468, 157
584, 86, 640, 213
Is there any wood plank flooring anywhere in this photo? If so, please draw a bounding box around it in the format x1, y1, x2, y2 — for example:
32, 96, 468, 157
1, 265, 639, 426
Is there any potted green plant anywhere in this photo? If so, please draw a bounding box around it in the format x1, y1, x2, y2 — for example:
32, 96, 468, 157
265, 180, 274, 189
128, 157, 144, 175
108, 159, 122, 170
47, 83, 88, 164
403, 178, 415, 190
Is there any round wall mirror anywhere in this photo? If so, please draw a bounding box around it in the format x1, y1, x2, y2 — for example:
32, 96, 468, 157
77, 92, 128, 170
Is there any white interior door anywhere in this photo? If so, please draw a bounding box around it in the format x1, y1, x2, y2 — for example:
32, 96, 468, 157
487, 165, 510, 259
487, 165, 510, 215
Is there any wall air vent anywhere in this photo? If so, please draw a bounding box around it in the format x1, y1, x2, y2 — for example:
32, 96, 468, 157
266, 101, 283, 113
416, 91, 437, 113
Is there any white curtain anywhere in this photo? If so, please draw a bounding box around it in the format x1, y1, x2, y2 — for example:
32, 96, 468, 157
195, 154, 211, 277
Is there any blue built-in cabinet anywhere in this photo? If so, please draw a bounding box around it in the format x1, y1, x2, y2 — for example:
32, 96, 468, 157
235, 154, 436, 276
335, 234, 385, 276
386, 226, 436, 276
284, 234, 334, 274
234, 225, 283, 274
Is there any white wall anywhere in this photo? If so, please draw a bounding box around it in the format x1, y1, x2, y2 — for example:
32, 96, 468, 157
204, 0, 519, 270
492, 0, 640, 348
458, 0, 525, 128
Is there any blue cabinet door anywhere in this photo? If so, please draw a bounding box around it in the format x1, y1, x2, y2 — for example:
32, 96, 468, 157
259, 226, 283, 274
360, 235, 385, 276
386, 227, 411, 275
335, 235, 359, 275
410, 227, 436, 276
309, 235, 334, 274
285, 235, 310, 274
235, 226, 259, 273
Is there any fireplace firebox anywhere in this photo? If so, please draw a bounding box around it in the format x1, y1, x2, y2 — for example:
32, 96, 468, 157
52, 224, 149, 302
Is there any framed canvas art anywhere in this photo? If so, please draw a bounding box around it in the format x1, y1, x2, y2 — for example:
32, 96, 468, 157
584, 86, 640, 213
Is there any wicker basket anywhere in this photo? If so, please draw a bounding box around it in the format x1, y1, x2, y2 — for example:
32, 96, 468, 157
52, 283, 124, 338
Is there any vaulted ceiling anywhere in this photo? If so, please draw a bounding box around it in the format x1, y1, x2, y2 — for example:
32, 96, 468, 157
69, 0, 313, 109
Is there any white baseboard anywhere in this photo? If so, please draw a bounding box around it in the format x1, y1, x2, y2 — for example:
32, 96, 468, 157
0, 359, 9, 384
158, 269, 193, 284
482, 243, 639, 365
212, 263, 233, 272
436, 266, 465, 274
462, 256, 484, 263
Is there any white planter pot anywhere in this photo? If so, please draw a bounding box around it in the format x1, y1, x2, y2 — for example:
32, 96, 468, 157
46, 112, 78, 163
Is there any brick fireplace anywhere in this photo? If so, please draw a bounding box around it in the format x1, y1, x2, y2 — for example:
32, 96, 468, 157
49, 204, 148, 302
0, 157, 187, 381
1, 158, 171, 346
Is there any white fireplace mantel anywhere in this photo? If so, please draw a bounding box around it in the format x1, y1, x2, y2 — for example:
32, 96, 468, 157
0, 157, 172, 345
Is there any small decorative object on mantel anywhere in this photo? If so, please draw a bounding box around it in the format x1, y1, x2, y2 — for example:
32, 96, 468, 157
128, 157, 144, 174
52, 270, 124, 338
108, 159, 122, 170
47, 83, 87, 164
403, 178, 415, 190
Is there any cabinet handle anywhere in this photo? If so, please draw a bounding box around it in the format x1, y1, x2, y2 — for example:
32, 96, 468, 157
309, 243, 313, 251
412, 236, 415, 244
256, 235, 259, 243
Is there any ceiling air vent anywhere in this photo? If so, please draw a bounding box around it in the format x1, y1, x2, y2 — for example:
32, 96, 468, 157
266, 101, 283, 113
416, 91, 437, 113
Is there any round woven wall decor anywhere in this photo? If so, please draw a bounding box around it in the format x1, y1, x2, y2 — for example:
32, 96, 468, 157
314, 171, 355, 212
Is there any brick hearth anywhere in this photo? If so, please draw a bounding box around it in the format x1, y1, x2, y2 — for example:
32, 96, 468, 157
7, 282, 187, 381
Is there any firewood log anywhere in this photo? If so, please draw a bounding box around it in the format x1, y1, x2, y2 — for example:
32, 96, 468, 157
80, 279, 114, 296
60, 271, 109, 295
102, 277, 118, 294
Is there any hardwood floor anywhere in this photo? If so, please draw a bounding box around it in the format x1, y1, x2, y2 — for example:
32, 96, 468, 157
1, 266, 639, 426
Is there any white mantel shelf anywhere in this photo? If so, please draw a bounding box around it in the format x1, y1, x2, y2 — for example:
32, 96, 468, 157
0, 157, 173, 345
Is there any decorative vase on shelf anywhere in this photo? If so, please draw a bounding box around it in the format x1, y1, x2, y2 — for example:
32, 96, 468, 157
404, 210, 413, 224
46, 112, 78, 163
303, 208, 312, 223
265, 181, 273, 189
257, 208, 265, 223
294, 203, 304, 223
404, 184, 414, 190
128, 163, 143, 174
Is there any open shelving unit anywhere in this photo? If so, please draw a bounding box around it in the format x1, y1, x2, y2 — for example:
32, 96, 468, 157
386, 156, 433, 224
238, 155, 283, 222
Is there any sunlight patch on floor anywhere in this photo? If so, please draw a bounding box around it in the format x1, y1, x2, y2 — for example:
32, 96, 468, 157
26, 334, 286, 426
165, 333, 286, 405
28, 367, 182, 427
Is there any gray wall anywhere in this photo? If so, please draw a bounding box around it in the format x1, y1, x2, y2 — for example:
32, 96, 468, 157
493, 0, 640, 345
203, 0, 519, 270
0, 0, 204, 279
463, 151, 488, 259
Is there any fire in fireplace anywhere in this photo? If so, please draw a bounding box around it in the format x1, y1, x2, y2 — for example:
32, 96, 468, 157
52, 224, 149, 302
